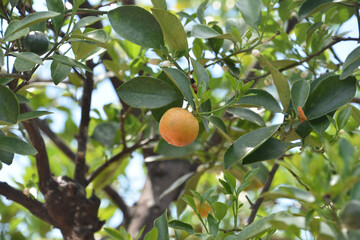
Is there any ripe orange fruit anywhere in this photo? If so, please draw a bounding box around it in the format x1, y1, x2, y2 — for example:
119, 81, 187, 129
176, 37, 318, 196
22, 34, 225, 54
159, 107, 199, 147
196, 201, 212, 218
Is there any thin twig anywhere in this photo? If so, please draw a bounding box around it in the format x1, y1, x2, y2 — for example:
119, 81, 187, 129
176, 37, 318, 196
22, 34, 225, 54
247, 162, 279, 224
355, 2, 360, 43
86, 138, 154, 185
103, 185, 131, 227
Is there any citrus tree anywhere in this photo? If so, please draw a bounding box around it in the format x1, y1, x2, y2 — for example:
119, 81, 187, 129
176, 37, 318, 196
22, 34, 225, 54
0, 0, 360, 239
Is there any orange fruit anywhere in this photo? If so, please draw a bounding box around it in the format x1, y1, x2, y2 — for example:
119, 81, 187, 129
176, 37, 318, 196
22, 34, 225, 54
159, 107, 199, 147
196, 201, 212, 218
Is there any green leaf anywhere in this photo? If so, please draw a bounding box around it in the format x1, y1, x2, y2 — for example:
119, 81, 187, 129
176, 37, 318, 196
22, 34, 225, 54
295, 120, 312, 139
46, 0, 65, 32
91, 122, 119, 147
309, 115, 332, 135
51, 54, 92, 72
151, 99, 183, 122
192, 24, 232, 39
191, 57, 209, 88
144, 227, 158, 240
71, 29, 108, 43
72, 16, 102, 31
197, 0, 208, 24
291, 79, 310, 111
159, 172, 194, 200
0, 136, 37, 155
227, 107, 266, 126
337, 106, 352, 130
117, 77, 179, 109
151, 0, 167, 10
51, 61, 71, 85
18, 111, 52, 121
298, 0, 333, 19
235, 0, 262, 30
262, 185, 315, 203
207, 214, 219, 237
208, 116, 233, 143
156, 139, 201, 158
2, 21, 29, 42
163, 68, 195, 108
0, 85, 19, 124
242, 138, 295, 164
232, 212, 275, 240
260, 55, 290, 112
169, 220, 194, 234
0, 149, 14, 165
351, 105, 360, 126
13, 52, 43, 72
304, 75, 356, 120
152, 8, 188, 52
224, 125, 280, 169
212, 202, 228, 221
0, 49, 4, 67
154, 210, 169, 240
104, 227, 123, 239
225, 18, 249, 37
236, 89, 282, 113
341, 46, 360, 79
3, 11, 59, 42
108, 6, 164, 48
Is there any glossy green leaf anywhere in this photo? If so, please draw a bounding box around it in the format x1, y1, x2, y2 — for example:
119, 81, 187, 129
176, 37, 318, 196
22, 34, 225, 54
291, 79, 310, 111
163, 68, 195, 108
224, 124, 280, 169
168, 220, 194, 234
151, 0, 167, 9
159, 172, 194, 200
104, 227, 123, 239
18, 111, 52, 121
2, 21, 29, 42
212, 202, 228, 221
197, 0, 208, 24
46, 0, 65, 32
51, 60, 71, 85
262, 185, 315, 203
0, 136, 37, 155
117, 77, 179, 109
0, 85, 19, 124
71, 29, 108, 43
208, 116, 233, 143
207, 214, 218, 237
295, 120, 312, 139
51, 54, 92, 72
304, 75, 356, 120
232, 212, 274, 240
351, 106, 360, 126
108, 6, 164, 48
143, 227, 158, 240
152, 8, 188, 51
242, 138, 295, 164
3, 11, 59, 41
298, 0, 333, 19
235, 0, 262, 30
260, 55, 290, 112
225, 18, 249, 37
154, 210, 169, 240
337, 106, 352, 130
13, 52, 43, 72
227, 107, 265, 126
192, 24, 232, 39
0, 149, 14, 165
340, 46, 360, 79
191, 57, 209, 88
72, 16, 102, 31
236, 89, 282, 113
155, 140, 201, 158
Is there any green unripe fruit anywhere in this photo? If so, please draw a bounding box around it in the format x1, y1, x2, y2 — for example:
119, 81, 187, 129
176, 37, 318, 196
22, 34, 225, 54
24, 31, 49, 55
341, 200, 360, 230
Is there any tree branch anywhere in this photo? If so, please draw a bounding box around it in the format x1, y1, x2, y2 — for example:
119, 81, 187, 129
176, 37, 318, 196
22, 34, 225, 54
103, 185, 131, 227
74, 64, 94, 186
0, 182, 52, 224
20, 105, 52, 194
86, 138, 154, 185
247, 162, 279, 224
